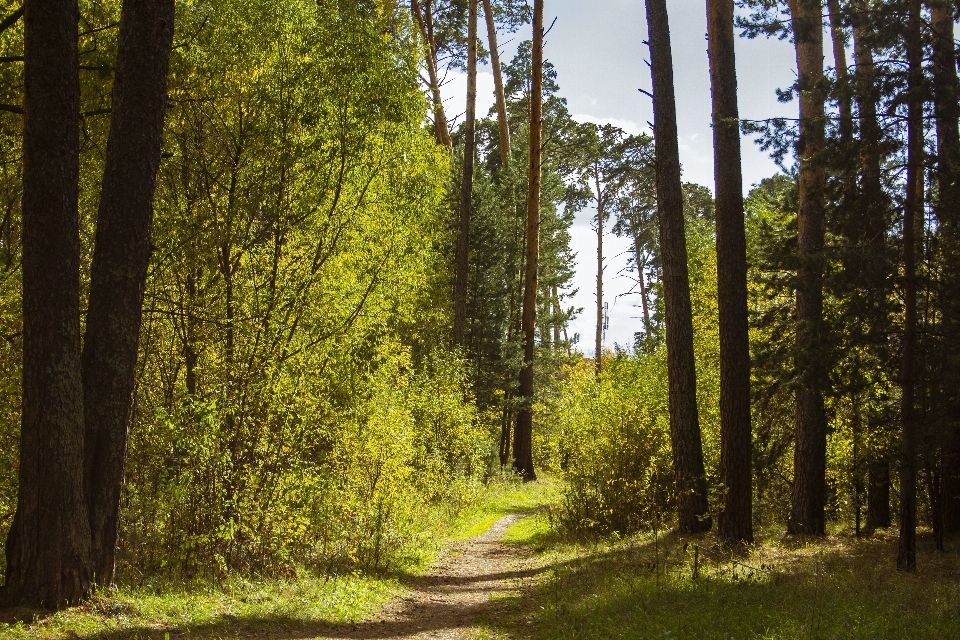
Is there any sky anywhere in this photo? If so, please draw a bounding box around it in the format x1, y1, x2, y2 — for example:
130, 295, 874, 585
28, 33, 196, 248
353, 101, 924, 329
442, 0, 801, 354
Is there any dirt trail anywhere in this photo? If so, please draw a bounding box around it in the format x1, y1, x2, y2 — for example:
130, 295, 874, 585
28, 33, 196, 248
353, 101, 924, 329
323, 512, 542, 639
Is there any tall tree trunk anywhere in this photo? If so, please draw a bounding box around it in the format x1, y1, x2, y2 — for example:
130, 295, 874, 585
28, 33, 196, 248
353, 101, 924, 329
453, 0, 478, 347
851, 2, 890, 530
708, 0, 752, 543
646, 0, 712, 534
2, 0, 91, 607
411, 0, 453, 150
898, 0, 922, 571
482, 0, 511, 165
513, 0, 542, 482
787, 0, 828, 536
930, 0, 960, 535
827, 0, 853, 145
595, 167, 604, 375
81, 0, 175, 587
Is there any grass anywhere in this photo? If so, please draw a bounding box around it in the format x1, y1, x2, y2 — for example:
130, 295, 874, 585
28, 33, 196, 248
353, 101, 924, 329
0, 473, 560, 640
449, 472, 562, 541
0, 571, 398, 639
485, 518, 960, 640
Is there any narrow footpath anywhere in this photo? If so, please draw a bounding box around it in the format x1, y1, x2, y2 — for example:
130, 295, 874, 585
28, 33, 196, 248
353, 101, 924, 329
324, 513, 543, 640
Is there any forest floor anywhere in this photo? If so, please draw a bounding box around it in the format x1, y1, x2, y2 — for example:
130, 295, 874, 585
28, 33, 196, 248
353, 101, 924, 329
3, 480, 960, 639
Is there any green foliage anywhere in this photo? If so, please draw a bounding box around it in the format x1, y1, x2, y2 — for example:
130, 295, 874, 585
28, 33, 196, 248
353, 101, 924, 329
539, 194, 723, 534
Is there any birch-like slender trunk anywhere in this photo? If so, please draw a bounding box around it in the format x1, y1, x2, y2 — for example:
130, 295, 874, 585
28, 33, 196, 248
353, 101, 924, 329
595, 167, 604, 375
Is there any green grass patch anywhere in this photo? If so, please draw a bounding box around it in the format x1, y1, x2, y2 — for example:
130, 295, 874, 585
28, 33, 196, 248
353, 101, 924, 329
487, 526, 960, 640
0, 570, 398, 639
449, 473, 562, 542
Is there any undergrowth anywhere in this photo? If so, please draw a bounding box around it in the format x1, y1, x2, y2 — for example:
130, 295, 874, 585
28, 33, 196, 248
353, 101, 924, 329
0, 473, 559, 639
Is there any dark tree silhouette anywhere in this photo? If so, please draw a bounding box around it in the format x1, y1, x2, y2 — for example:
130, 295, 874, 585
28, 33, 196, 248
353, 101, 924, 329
646, 0, 711, 533
708, 0, 753, 543
3, 0, 91, 607
82, 0, 175, 586
513, 0, 542, 482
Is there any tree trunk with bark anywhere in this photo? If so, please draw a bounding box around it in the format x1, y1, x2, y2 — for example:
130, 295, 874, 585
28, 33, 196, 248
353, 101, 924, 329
930, 0, 960, 535
453, 0, 478, 348
707, 0, 753, 544
2, 0, 91, 608
412, 0, 453, 150
646, 0, 712, 533
850, 2, 891, 530
827, 0, 853, 145
81, 0, 175, 587
513, 0, 542, 482
787, 0, 828, 536
482, 0, 511, 165
898, 0, 922, 571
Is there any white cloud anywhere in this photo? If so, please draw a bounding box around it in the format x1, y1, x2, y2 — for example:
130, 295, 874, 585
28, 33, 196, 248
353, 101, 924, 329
571, 113, 650, 137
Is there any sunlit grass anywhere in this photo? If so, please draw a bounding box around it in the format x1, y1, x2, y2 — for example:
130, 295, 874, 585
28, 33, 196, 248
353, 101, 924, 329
0, 570, 398, 639
489, 523, 960, 640
450, 472, 562, 541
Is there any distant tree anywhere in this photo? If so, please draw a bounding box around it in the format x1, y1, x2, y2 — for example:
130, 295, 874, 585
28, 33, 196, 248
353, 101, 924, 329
645, 0, 712, 533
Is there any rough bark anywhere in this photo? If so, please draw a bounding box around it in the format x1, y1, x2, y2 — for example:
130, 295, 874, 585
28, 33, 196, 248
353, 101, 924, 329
411, 0, 452, 150
851, 2, 891, 530
931, 1, 960, 535
867, 458, 891, 528
453, 0, 478, 348
482, 0, 511, 165
707, 0, 752, 544
787, 0, 828, 536
646, 0, 712, 533
81, 0, 175, 587
595, 166, 604, 375
2, 0, 91, 608
513, 0, 541, 482
898, 0, 921, 571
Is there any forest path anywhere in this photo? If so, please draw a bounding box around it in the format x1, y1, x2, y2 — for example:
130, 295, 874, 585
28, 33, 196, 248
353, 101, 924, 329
320, 512, 541, 640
